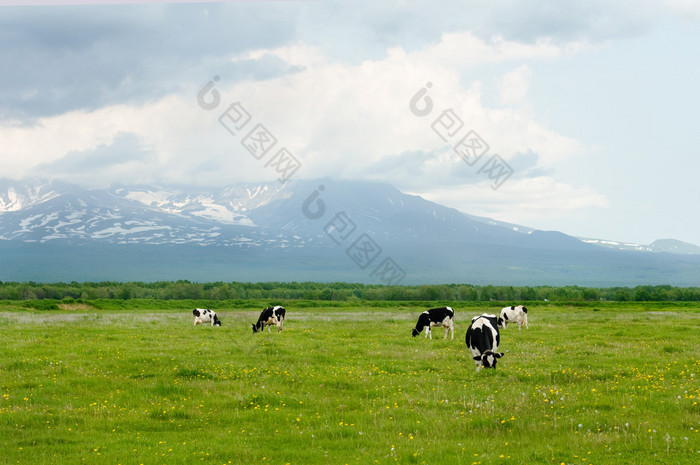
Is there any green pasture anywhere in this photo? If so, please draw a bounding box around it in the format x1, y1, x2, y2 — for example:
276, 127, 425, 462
1, 303, 699, 464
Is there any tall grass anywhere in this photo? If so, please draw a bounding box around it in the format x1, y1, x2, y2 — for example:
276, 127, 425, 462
1, 304, 698, 464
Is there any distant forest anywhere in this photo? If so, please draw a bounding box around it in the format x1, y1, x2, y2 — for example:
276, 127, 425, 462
1, 281, 700, 303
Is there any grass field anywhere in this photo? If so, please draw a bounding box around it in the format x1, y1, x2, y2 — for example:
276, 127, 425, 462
1, 303, 699, 464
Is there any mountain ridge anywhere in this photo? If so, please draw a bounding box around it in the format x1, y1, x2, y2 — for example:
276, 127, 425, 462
580, 237, 700, 255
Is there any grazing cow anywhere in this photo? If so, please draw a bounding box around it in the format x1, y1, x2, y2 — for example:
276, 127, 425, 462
252, 306, 286, 333
411, 307, 455, 340
465, 314, 504, 370
193, 308, 222, 326
498, 305, 528, 330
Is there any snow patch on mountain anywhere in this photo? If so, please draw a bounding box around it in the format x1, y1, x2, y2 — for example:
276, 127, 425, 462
110, 184, 289, 226
579, 237, 700, 255
0, 180, 62, 213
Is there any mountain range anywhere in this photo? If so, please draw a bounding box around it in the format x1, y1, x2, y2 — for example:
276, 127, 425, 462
1, 178, 699, 286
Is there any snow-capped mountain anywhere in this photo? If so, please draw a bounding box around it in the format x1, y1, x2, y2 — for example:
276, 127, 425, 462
1, 178, 700, 285
0, 179, 304, 247
0, 178, 560, 250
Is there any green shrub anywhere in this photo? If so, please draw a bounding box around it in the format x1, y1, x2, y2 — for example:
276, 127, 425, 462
22, 299, 59, 310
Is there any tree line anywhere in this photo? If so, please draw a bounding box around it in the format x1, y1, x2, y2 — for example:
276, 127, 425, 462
1, 281, 699, 302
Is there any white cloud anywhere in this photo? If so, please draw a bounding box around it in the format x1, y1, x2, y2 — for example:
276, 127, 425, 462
0, 94, 275, 187
499, 65, 532, 104
0, 31, 602, 219
418, 176, 609, 225
232, 43, 327, 67
223, 36, 586, 173
412, 32, 588, 67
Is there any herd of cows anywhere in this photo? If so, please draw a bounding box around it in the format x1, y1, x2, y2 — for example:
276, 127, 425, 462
192, 304, 528, 371
412, 305, 529, 370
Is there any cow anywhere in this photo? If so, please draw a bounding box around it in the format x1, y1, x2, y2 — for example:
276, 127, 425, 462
411, 306, 455, 340
252, 306, 286, 333
193, 308, 222, 326
498, 305, 528, 330
465, 314, 504, 371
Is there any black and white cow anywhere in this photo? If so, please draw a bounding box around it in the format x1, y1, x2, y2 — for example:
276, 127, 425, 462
465, 314, 504, 370
498, 305, 528, 330
411, 307, 455, 340
193, 308, 222, 326
252, 306, 286, 333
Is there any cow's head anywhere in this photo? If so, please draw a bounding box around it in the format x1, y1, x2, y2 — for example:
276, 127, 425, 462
497, 316, 505, 328
474, 350, 504, 369
213, 317, 222, 327
411, 328, 420, 337
252, 323, 259, 333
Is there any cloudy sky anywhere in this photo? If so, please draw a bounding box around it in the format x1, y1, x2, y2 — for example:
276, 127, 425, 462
1, 0, 699, 246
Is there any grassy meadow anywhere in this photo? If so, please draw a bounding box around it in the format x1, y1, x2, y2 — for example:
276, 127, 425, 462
1, 302, 699, 464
